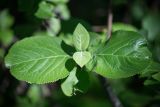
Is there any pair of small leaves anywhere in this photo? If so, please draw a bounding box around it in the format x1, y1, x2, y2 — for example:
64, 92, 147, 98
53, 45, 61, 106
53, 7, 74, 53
72, 24, 91, 67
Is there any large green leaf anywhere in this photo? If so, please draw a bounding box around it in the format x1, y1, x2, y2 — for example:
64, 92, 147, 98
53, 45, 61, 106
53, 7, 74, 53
94, 31, 160, 78
73, 23, 90, 51
5, 36, 70, 84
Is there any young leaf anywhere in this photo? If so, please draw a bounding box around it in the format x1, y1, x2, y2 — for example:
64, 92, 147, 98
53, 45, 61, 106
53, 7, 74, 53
5, 36, 70, 84
94, 31, 160, 78
73, 51, 91, 68
61, 68, 78, 96
73, 23, 90, 51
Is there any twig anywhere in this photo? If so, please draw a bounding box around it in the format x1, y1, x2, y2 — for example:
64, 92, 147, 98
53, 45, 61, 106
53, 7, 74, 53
92, 25, 107, 32
98, 3, 122, 106
107, 0, 113, 39
98, 75, 123, 107
107, 10, 113, 38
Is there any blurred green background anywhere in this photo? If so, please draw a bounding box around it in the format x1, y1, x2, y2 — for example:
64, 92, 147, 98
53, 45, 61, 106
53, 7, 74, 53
0, 0, 160, 107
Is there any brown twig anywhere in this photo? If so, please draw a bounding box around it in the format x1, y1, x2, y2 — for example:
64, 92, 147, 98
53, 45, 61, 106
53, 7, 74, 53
98, 75, 123, 107
92, 25, 107, 32
107, 0, 113, 38
97, 1, 123, 107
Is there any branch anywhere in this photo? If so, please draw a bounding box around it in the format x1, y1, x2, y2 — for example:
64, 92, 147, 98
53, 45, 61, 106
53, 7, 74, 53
98, 75, 123, 107
107, 0, 113, 39
92, 25, 107, 32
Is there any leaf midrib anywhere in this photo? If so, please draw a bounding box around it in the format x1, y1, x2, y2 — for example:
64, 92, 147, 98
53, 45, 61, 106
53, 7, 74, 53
96, 54, 149, 59
8, 55, 69, 66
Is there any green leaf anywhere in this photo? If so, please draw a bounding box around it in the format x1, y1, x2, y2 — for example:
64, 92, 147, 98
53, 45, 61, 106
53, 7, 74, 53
73, 23, 90, 51
142, 14, 160, 41
35, 1, 55, 19
152, 72, 160, 81
5, 36, 70, 84
61, 68, 78, 96
112, 23, 137, 32
0, 10, 14, 30
88, 32, 103, 53
27, 85, 41, 103
47, 18, 61, 36
55, 4, 70, 20
94, 31, 159, 78
73, 51, 91, 68
0, 30, 13, 46
144, 79, 159, 85
86, 57, 97, 72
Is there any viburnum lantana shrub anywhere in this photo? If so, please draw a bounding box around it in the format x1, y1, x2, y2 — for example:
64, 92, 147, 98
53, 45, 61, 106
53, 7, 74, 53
5, 23, 160, 96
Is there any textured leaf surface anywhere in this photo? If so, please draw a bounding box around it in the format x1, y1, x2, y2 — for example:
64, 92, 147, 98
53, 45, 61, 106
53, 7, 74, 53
73, 23, 90, 51
73, 51, 91, 68
61, 68, 78, 96
5, 36, 70, 84
94, 31, 159, 78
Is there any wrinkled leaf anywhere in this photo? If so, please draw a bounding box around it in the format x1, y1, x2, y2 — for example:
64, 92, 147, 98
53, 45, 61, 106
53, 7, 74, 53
5, 36, 70, 84
94, 31, 160, 78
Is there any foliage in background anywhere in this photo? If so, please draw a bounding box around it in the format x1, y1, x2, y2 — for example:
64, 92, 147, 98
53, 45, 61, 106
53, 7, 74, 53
0, 0, 160, 107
